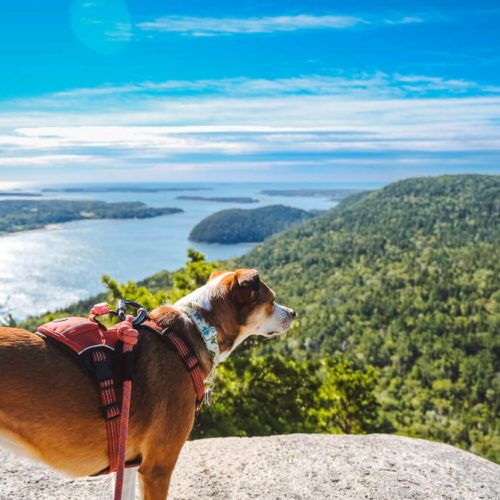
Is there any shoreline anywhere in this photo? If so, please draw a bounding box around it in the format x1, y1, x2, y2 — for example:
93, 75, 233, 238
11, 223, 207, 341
0, 212, 184, 239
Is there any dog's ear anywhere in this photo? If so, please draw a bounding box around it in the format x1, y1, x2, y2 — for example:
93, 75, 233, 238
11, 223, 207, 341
233, 269, 260, 304
208, 270, 228, 282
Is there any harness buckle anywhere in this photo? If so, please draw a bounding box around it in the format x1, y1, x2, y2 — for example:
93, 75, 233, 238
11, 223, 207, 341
204, 388, 212, 406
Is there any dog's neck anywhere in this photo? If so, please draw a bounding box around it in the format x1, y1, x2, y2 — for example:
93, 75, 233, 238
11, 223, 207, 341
177, 306, 222, 366
174, 273, 237, 360
173, 304, 231, 400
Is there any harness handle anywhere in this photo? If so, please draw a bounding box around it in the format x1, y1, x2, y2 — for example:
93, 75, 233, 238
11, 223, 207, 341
116, 299, 148, 326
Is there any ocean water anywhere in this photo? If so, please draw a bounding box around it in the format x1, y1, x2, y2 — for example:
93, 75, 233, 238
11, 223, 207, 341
0, 182, 379, 320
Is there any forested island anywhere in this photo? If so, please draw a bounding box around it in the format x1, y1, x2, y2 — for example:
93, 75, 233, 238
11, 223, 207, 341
0, 200, 182, 234
17, 174, 500, 464
0, 191, 41, 197
177, 196, 258, 203
261, 188, 366, 200
43, 187, 210, 193
189, 205, 316, 243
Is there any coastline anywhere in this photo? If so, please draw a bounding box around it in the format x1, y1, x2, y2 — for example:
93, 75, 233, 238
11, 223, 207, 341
0, 212, 182, 238
0, 182, 345, 321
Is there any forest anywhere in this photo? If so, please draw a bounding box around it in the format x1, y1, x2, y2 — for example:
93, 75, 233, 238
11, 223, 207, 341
189, 204, 316, 244
0, 200, 182, 233
15, 175, 500, 463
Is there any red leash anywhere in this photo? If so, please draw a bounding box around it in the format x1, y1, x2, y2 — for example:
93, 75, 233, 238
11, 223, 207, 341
113, 316, 139, 500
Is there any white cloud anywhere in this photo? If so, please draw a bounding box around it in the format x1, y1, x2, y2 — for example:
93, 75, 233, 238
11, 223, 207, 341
47, 73, 492, 100
137, 14, 366, 36
385, 16, 424, 25
0, 74, 499, 178
135, 14, 428, 37
0, 154, 100, 167
104, 22, 133, 41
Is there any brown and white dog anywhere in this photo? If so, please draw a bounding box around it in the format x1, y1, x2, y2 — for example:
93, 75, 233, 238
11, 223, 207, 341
0, 269, 295, 500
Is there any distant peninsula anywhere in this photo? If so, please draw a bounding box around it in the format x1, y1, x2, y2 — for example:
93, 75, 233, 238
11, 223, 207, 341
0, 191, 41, 197
189, 205, 316, 244
261, 188, 366, 201
43, 187, 211, 193
0, 200, 182, 234
177, 196, 258, 203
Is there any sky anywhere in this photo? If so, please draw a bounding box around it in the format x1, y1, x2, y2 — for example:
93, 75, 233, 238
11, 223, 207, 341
0, 0, 499, 185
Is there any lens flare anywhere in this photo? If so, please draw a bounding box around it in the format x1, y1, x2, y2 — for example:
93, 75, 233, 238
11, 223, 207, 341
70, 0, 132, 55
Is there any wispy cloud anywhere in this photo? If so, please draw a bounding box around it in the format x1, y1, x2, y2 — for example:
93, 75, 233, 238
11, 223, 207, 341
384, 16, 425, 25
1, 73, 499, 180
137, 15, 365, 36
104, 22, 133, 42
136, 13, 424, 36
0, 154, 101, 167
48, 73, 492, 100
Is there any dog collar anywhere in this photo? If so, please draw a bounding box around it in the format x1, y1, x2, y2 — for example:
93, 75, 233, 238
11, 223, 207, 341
180, 307, 221, 367
179, 307, 221, 404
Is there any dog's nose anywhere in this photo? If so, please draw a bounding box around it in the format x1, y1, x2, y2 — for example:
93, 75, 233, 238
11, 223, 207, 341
290, 309, 297, 319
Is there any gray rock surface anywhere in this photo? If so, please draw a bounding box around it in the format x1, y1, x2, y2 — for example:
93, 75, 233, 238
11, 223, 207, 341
0, 434, 499, 499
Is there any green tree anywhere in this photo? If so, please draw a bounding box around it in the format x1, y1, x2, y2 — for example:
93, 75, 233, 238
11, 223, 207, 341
102, 248, 218, 308
314, 358, 383, 434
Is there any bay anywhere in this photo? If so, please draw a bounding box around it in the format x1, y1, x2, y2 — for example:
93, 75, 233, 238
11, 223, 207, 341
0, 182, 378, 319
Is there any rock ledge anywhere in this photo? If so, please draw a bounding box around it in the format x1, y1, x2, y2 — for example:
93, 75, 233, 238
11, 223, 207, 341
1, 434, 499, 499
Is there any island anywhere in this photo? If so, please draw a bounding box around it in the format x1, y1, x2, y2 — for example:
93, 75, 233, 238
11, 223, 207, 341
0, 200, 183, 234
189, 204, 316, 244
42, 187, 211, 193
0, 191, 41, 197
176, 196, 258, 203
261, 188, 366, 201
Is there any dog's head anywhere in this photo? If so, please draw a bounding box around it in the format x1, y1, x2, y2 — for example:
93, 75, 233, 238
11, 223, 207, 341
175, 268, 296, 355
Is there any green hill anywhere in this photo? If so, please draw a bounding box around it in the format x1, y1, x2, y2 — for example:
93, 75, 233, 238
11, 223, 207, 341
189, 204, 316, 244
237, 174, 500, 460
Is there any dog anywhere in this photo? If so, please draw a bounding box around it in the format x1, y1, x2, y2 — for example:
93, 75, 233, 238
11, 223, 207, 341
0, 269, 296, 500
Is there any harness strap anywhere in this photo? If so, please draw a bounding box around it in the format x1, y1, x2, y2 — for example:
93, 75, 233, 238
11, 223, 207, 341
143, 321, 206, 411
165, 331, 205, 411
91, 349, 120, 473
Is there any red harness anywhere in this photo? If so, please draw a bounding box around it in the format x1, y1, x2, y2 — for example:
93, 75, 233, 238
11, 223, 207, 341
142, 320, 206, 410
36, 304, 206, 498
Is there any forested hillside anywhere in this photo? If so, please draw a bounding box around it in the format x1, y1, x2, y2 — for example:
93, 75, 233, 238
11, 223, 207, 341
15, 175, 500, 463
238, 174, 500, 461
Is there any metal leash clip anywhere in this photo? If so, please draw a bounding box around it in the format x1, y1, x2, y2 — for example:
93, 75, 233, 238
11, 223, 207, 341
116, 299, 148, 326
204, 387, 213, 406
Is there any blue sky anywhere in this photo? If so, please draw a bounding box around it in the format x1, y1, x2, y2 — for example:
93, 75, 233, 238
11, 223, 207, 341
0, 0, 499, 184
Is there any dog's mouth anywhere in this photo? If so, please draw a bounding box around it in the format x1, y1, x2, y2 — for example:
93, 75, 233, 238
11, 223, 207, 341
262, 331, 280, 339
262, 325, 292, 339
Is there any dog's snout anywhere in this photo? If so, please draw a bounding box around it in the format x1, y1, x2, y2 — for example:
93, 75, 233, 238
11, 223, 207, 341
290, 308, 297, 319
